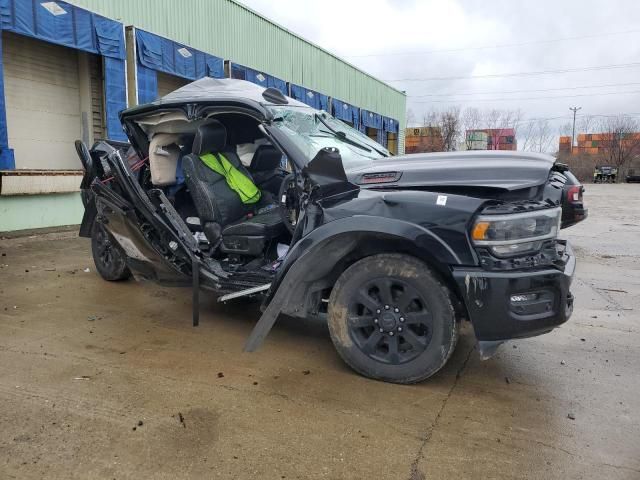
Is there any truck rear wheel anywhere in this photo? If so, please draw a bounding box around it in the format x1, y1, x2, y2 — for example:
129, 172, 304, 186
91, 222, 131, 281
327, 254, 458, 384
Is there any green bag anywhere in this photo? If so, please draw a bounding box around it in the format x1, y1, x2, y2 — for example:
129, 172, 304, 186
200, 152, 261, 204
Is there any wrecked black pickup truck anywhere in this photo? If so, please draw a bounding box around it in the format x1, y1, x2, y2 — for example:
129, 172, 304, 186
75, 78, 583, 384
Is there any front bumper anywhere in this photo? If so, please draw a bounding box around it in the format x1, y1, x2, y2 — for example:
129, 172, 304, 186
452, 241, 575, 342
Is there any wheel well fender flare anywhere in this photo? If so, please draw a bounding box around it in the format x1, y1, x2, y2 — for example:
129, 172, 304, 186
243, 216, 466, 352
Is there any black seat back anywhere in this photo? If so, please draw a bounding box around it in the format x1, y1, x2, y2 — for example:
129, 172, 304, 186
249, 144, 287, 198
182, 121, 254, 229
250, 145, 282, 172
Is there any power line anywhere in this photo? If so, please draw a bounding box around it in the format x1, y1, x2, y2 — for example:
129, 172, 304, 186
411, 89, 640, 104
345, 28, 640, 58
408, 81, 640, 98
385, 62, 640, 82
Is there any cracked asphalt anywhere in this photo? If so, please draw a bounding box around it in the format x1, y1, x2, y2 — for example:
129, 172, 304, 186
1, 184, 639, 479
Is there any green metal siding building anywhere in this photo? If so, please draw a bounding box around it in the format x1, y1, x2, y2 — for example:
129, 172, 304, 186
73, 0, 406, 127
0, 0, 405, 232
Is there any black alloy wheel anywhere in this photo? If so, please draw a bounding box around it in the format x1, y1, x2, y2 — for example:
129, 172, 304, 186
327, 254, 458, 384
91, 221, 131, 281
348, 278, 434, 365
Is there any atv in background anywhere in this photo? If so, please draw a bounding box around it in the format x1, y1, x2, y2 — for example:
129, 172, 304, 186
594, 165, 618, 183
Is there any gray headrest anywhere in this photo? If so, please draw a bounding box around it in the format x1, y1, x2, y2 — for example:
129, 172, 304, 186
192, 121, 227, 155
250, 145, 282, 172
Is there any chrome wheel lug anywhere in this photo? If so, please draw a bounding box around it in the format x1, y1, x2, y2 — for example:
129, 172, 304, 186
376, 309, 381, 314
394, 307, 399, 313
389, 332, 394, 336
384, 305, 390, 310
399, 317, 405, 322
379, 328, 384, 333
398, 327, 402, 332
374, 318, 378, 324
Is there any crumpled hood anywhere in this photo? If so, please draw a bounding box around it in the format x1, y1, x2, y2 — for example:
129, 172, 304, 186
347, 150, 556, 191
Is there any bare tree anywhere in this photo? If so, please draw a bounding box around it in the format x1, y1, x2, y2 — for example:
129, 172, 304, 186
519, 119, 554, 153
520, 121, 538, 152
439, 106, 461, 151
578, 115, 596, 134
406, 108, 417, 127
536, 119, 554, 153
558, 122, 573, 137
598, 114, 640, 176
483, 109, 521, 150
461, 107, 483, 149
419, 107, 461, 151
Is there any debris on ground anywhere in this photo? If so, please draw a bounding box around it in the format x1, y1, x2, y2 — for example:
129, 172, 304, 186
567, 413, 576, 420
44, 268, 56, 272
137, 420, 144, 427
178, 412, 185, 428
505, 376, 511, 384
561, 360, 566, 365
217, 372, 224, 378
87, 316, 96, 322
302, 370, 311, 375
83, 268, 90, 273
73, 376, 91, 380
580, 338, 586, 342
597, 287, 627, 293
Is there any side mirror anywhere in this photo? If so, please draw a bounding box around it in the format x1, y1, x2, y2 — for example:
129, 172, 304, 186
302, 147, 357, 200
303, 147, 348, 186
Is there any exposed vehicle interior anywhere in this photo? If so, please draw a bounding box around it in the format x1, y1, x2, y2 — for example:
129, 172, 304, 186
121, 111, 295, 276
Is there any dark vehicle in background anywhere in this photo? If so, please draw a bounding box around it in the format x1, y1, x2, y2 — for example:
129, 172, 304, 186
626, 169, 640, 183
594, 165, 618, 183
76, 78, 583, 384
559, 169, 588, 229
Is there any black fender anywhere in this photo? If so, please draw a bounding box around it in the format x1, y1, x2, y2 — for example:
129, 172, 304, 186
244, 215, 473, 351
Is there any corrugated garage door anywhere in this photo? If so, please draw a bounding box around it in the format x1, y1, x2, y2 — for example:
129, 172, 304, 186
2, 32, 82, 170
157, 71, 189, 98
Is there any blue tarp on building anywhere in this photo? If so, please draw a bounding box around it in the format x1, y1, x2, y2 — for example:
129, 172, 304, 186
0, 0, 127, 167
383, 116, 399, 134
331, 98, 359, 126
289, 84, 328, 111
230, 63, 287, 96
135, 28, 224, 104
360, 109, 383, 130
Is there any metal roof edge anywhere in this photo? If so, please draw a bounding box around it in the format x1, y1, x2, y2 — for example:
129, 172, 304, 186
224, 0, 406, 97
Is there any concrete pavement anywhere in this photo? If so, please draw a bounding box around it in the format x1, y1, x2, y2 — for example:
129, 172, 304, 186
1, 184, 639, 479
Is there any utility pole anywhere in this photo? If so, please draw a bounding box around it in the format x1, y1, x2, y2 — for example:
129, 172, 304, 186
569, 106, 582, 154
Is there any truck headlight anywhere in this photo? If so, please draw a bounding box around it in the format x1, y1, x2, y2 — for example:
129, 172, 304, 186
471, 207, 561, 258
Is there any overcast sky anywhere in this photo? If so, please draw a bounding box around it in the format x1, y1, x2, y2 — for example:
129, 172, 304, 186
238, 0, 640, 133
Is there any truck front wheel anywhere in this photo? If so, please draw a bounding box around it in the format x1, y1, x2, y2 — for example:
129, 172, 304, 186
327, 254, 458, 384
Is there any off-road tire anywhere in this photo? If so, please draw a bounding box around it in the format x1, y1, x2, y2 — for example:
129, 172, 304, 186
327, 254, 458, 384
91, 222, 131, 281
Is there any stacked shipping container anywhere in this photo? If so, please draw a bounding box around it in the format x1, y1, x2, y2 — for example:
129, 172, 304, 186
404, 127, 444, 154
467, 129, 517, 151
558, 132, 640, 155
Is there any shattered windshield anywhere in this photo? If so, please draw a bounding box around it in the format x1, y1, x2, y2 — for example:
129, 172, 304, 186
268, 106, 389, 169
